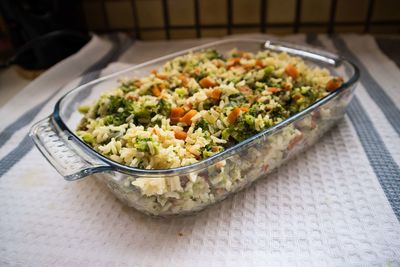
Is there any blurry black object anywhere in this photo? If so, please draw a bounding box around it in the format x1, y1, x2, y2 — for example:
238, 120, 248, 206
0, 0, 90, 70
1, 30, 91, 70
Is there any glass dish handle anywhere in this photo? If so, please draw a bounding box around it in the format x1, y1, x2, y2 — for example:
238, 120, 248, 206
30, 116, 111, 181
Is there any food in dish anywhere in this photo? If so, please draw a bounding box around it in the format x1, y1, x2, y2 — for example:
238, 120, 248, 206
77, 49, 342, 169
74, 48, 343, 215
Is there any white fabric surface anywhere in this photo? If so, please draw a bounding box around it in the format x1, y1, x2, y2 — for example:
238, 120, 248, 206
0, 33, 399, 266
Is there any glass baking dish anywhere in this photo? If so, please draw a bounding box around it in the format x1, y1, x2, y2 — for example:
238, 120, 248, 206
30, 39, 359, 217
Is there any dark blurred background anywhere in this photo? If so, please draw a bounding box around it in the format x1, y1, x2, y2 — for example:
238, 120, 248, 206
0, 0, 399, 72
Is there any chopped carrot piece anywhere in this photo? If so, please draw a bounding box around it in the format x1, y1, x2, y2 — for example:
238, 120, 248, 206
170, 107, 185, 124
151, 86, 161, 97
212, 89, 221, 99
156, 73, 168, 80
177, 74, 187, 82
133, 80, 142, 87
206, 88, 222, 100
211, 59, 223, 67
180, 110, 198, 125
267, 87, 281, 93
255, 59, 265, 68
193, 68, 201, 76
230, 66, 245, 73
177, 74, 188, 86
199, 77, 217, 88
174, 130, 187, 140
240, 107, 249, 112
326, 77, 344, 92
227, 107, 242, 124
177, 74, 186, 80
282, 82, 292, 91
151, 69, 157, 75
288, 132, 303, 150
239, 85, 252, 94
170, 107, 185, 118
160, 85, 165, 91
243, 63, 254, 70
226, 57, 241, 69
285, 64, 299, 79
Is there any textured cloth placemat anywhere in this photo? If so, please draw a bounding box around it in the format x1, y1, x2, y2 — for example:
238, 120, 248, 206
0, 33, 399, 266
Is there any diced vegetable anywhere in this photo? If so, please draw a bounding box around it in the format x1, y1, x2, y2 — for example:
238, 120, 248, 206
326, 77, 344, 91
256, 59, 265, 67
180, 110, 198, 125
158, 98, 171, 116
285, 64, 299, 79
151, 86, 161, 97
170, 106, 185, 123
170, 107, 185, 117
239, 85, 252, 94
81, 132, 94, 144
206, 88, 222, 100
174, 130, 187, 140
267, 87, 281, 93
194, 119, 209, 131
227, 107, 242, 124
78, 105, 90, 114
156, 73, 168, 80
199, 77, 217, 88
264, 66, 274, 76
226, 57, 241, 69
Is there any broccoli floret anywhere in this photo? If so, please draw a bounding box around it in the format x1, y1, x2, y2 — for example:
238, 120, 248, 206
194, 119, 209, 131
100, 96, 136, 126
135, 137, 153, 152
269, 104, 289, 118
204, 49, 224, 60
202, 144, 224, 158
119, 80, 137, 92
244, 114, 256, 128
228, 93, 246, 106
249, 102, 263, 117
264, 66, 274, 77
157, 98, 171, 116
81, 132, 94, 145
194, 70, 208, 81
228, 116, 257, 142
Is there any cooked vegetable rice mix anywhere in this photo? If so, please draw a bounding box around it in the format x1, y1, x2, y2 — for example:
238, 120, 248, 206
76, 49, 343, 213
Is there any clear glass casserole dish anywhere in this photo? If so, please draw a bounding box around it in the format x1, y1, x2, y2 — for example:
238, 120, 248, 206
30, 39, 359, 217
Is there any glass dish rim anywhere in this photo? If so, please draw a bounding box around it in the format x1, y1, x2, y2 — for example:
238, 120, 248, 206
52, 38, 360, 176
